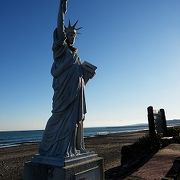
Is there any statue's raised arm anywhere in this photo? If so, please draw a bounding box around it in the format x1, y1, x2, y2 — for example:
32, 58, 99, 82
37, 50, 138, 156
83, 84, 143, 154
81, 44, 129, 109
57, 0, 68, 36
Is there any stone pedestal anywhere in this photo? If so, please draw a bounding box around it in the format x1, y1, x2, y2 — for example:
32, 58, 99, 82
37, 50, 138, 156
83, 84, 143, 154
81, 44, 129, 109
23, 153, 104, 180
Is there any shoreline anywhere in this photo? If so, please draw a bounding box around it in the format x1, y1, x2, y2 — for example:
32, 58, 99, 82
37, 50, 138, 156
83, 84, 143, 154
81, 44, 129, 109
0, 130, 147, 180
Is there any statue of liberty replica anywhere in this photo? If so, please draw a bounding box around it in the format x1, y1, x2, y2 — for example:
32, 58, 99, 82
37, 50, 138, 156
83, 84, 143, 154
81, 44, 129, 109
32, 0, 97, 167
24, 1, 104, 179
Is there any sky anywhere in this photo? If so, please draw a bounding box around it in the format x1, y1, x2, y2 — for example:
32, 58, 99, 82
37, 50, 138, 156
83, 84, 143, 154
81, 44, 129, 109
0, 0, 180, 131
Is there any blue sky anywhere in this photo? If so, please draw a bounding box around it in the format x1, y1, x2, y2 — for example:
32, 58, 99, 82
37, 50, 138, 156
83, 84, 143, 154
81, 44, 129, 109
0, 0, 180, 130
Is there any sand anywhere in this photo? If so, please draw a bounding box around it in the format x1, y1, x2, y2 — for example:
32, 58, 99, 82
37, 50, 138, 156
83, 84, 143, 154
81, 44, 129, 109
0, 131, 146, 180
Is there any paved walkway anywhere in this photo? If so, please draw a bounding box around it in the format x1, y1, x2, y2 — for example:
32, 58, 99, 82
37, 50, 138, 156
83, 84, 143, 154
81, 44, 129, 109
126, 144, 180, 180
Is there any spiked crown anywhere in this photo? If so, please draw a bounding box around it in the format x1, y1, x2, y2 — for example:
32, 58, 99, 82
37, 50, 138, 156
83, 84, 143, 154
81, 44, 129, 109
65, 20, 82, 35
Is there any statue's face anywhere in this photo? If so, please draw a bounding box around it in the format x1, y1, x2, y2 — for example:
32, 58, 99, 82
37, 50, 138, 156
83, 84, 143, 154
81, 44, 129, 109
67, 32, 76, 45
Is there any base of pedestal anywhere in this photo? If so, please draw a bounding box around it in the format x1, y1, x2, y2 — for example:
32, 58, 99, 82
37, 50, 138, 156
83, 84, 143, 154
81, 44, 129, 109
23, 153, 104, 180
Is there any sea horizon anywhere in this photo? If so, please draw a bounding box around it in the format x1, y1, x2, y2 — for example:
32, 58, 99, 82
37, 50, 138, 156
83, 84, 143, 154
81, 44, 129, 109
0, 119, 180, 149
0, 119, 180, 132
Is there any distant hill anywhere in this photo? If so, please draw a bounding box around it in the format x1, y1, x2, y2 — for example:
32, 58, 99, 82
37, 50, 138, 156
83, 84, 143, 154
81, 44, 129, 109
167, 119, 180, 126
132, 119, 180, 128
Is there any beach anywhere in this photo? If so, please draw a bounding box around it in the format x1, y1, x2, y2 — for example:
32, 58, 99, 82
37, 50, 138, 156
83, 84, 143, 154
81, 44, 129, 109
0, 130, 146, 180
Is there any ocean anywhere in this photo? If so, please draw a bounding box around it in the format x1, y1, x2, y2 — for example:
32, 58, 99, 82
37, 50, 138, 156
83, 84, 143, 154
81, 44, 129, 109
0, 120, 180, 148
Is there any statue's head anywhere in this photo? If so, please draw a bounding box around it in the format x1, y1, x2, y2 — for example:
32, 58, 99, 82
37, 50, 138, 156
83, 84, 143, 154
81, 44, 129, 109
65, 20, 81, 46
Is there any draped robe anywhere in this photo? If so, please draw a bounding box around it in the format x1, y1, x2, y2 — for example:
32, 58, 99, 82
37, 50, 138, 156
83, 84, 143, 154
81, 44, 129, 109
39, 28, 86, 165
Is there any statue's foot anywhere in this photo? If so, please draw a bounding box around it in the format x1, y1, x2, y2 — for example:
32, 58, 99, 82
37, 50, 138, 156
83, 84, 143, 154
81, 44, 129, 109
78, 148, 87, 153
66, 151, 75, 158
66, 148, 82, 157
74, 149, 80, 156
